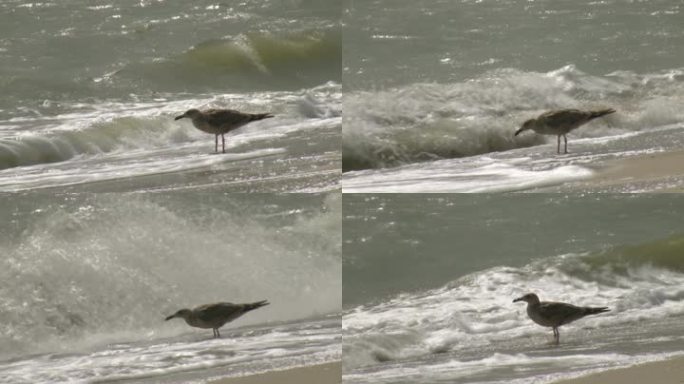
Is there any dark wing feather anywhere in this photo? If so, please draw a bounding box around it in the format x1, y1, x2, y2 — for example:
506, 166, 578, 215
195, 302, 242, 323
204, 109, 253, 127
539, 109, 590, 126
537, 301, 586, 326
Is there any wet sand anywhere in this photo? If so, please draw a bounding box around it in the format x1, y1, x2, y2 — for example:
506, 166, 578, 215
552, 356, 684, 384
539, 150, 684, 192
209, 362, 341, 384
591, 150, 684, 191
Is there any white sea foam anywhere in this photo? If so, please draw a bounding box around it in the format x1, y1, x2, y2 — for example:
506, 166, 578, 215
0, 318, 340, 384
343, 251, 684, 383
0, 85, 341, 192
343, 121, 684, 193
0, 194, 341, 360
342, 65, 684, 182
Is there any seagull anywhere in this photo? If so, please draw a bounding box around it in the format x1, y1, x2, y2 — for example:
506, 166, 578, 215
175, 109, 274, 153
513, 293, 609, 344
165, 300, 269, 338
514, 108, 615, 154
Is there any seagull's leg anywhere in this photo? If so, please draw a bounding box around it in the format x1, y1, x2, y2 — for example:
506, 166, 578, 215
563, 134, 568, 154
222, 133, 226, 154
553, 327, 560, 344
557, 135, 561, 154
215, 134, 219, 153
216, 328, 221, 338
212, 329, 217, 338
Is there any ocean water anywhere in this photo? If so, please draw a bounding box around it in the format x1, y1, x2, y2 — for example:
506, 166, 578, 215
0, 0, 341, 192
342, 0, 684, 192
343, 194, 684, 383
0, 193, 341, 383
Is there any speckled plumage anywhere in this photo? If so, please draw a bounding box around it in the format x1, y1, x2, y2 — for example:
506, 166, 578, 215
514, 108, 615, 154
175, 108, 274, 153
513, 293, 608, 344
165, 300, 269, 338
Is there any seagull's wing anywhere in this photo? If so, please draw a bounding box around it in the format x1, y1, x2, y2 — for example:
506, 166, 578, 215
538, 109, 591, 128
537, 301, 586, 326
195, 302, 243, 322
204, 109, 253, 127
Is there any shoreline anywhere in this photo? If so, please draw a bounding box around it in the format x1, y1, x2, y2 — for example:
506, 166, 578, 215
208, 362, 341, 384
590, 150, 684, 191
551, 356, 684, 384
537, 149, 684, 192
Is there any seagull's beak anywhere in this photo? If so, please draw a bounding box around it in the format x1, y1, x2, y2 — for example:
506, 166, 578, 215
165, 314, 176, 321
174, 114, 186, 121
513, 297, 523, 303
514, 127, 524, 136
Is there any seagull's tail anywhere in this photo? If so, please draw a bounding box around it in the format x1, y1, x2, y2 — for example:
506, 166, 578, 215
244, 300, 270, 312
249, 113, 275, 122
584, 306, 609, 316
588, 108, 616, 120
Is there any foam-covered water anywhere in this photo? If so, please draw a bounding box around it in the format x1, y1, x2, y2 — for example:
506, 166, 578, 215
343, 194, 684, 383
342, 0, 684, 192
1, 317, 340, 384
343, 66, 684, 169
1, 0, 341, 192
0, 193, 341, 382
344, 249, 684, 382
0, 84, 341, 192
343, 66, 684, 192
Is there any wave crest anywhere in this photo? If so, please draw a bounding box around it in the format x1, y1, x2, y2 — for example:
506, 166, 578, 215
0, 116, 188, 170
343, 65, 684, 171
344, 234, 684, 369
116, 29, 341, 91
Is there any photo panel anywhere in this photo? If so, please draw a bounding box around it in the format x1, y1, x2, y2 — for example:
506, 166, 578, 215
0, 192, 341, 383
343, 194, 684, 383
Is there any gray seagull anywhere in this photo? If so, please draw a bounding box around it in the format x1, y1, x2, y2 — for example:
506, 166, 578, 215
175, 108, 274, 153
513, 293, 609, 344
165, 300, 269, 338
514, 108, 615, 154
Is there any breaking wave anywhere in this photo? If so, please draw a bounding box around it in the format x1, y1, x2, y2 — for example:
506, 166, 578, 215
0, 193, 341, 359
343, 233, 684, 369
116, 28, 341, 91
343, 65, 684, 171
0, 116, 188, 170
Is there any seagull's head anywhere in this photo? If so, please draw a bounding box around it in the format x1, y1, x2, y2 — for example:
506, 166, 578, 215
513, 293, 540, 305
514, 118, 536, 136
174, 109, 202, 121
165, 308, 192, 321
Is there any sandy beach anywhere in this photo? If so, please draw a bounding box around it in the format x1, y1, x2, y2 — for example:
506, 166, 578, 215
552, 356, 684, 384
536, 149, 684, 192
209, 362, 341, 384
590, 150, 684, 191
